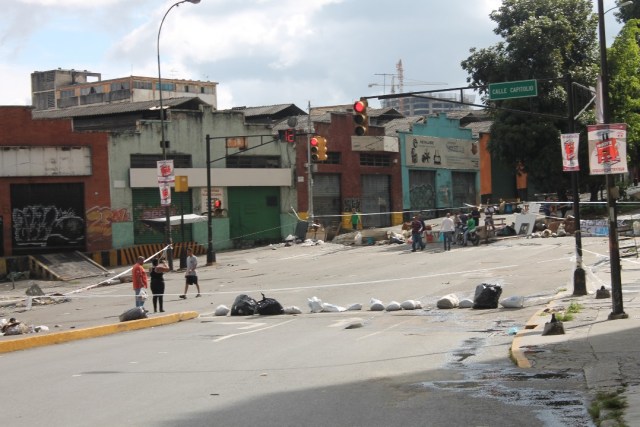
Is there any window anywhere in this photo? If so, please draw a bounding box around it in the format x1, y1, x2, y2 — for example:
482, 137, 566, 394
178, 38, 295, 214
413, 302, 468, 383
130, 154, 192, 168
226, 156, 281, 168
110, 81, 130, 91
184, 85, 190, 92
60, 89, 75, 98
360, 153, 391, 167
134, 81, 153, 90
156, 82, 175, 91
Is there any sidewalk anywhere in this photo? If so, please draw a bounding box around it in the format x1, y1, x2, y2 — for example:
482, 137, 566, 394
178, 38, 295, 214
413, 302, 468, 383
512, 281, 640, 426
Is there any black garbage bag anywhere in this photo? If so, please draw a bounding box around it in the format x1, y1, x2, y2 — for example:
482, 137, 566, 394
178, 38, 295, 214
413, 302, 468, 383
230, 294, 257, 316
256, 293, 284, 315
473, 283, 502, 309
119, 307, 148, 322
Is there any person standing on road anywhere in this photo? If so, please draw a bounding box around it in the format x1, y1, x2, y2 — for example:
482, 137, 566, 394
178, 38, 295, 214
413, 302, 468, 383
179, 247, 200, 299
132, 256, 148, 309
463, 215, 476, 246
440, 212, 455, 251
351, 208, 361, 231
150, 257, 169, 312
410, 215, 425, 252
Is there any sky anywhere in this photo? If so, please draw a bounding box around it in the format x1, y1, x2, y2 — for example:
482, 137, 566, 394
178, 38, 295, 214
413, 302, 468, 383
0, 0, 627, 111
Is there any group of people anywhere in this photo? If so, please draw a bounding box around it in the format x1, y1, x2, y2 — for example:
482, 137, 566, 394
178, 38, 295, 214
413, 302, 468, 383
131, 247, 201, 312
436, 203, 497, 251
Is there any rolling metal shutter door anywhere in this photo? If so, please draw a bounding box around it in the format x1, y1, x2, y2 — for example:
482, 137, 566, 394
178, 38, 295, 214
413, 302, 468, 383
408, 170, 436, 212
361, 175, 391, 228
452, 172, 477, 208
313, 174, 341, 222
132, 188, 193, 245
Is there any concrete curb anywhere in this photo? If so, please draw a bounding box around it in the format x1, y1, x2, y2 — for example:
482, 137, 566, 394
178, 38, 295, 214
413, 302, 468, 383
511, 307, 546, 368
0, 311, 199, 354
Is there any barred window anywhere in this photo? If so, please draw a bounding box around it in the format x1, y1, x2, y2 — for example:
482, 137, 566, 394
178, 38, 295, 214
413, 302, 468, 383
359, 153, 391, 167
134, 81, 153, 90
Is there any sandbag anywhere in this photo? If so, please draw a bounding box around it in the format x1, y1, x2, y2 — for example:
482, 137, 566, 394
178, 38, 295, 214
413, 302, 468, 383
437, 294, 459, 309
215, 305, 230, 316
473, 284, 503, 309
369, 298, 384, 311
385, 301, 402, 311
119, 307, 148, 322
500, 295, 525, 308
231, 294, 257, 316
256, 293, 284, 315
459, 298, 474, 309
308, 296, 324, 313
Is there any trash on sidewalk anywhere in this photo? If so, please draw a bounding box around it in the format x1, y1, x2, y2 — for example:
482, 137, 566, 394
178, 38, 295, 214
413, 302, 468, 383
542, 313, 565, 336
596, 286, 611, 299
385, 301, 401, 311
400, 300, 422, 310
369, 298, 385, 311
231, 294, 257, 316
256, 293, 284, 315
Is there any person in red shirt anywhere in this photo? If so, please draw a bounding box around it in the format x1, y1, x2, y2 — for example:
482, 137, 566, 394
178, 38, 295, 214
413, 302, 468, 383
132, 256, 148, 309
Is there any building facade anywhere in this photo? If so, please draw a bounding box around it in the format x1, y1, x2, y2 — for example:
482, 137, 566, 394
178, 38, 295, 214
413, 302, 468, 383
31, 69, 217, 111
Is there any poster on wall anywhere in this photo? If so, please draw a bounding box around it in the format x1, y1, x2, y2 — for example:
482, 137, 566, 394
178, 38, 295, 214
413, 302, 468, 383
560, 133, 580, 171
587, 124, 628, 175
156, 160, 175, 183
406, 136, 479, 170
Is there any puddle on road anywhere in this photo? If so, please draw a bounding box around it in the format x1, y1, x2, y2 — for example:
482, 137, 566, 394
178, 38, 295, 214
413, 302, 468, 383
418, 320, 593, 427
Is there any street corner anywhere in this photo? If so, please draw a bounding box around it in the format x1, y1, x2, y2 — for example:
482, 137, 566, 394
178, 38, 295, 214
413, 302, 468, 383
0, 311, 199, 354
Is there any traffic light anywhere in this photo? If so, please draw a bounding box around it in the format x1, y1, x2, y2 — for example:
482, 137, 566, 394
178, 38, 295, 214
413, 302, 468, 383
353, 98, 368, 136
310, 136, 328, 161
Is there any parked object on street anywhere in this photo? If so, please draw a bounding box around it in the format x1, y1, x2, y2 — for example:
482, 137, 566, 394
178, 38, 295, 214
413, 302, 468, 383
119, 307, 148, 322
500, 295, 525, 308
215, 305, 230, 316
437, 294, 460, 309
256, 293, 284, 315
231, 294, 258, 316
473, 283, 502, 309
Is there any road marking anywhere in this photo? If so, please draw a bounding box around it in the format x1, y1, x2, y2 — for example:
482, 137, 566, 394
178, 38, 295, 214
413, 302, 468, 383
216, 321, 267, 330
357, 318, 414, 341
213, 319, 296, 342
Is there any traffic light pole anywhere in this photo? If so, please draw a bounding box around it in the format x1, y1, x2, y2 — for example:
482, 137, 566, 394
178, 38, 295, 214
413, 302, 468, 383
307, 101, 314, 222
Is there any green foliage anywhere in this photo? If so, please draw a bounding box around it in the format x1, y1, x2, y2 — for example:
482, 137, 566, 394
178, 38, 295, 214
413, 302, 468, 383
608, 19, 640, 169
461, 0, 600, 195
566, 302, 583, 314
589, 389, 628, 426
554, 312, 574, 321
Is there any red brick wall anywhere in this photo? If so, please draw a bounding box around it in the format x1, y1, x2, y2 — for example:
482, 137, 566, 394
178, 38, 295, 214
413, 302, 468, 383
296, 112, 402, 214
0, 107, 111, 255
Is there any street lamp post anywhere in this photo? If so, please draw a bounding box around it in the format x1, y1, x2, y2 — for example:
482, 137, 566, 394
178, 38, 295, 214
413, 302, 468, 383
597, 0, 629, 320
157, 0, 201, 270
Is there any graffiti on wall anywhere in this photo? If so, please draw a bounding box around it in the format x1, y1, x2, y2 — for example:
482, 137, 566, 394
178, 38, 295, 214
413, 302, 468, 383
343, 198, 361, 212
86, 206, 131, 242
12, 205, 84, 247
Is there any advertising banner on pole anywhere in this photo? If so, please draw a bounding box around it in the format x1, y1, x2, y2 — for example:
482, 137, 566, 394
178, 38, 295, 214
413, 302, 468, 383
587, 124, 628, 175
159, 183, 171, 206
156, 160, 175, 183
561, 133, 580, 171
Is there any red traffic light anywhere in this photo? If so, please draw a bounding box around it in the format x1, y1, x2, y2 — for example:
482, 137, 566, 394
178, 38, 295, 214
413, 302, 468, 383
353, 99, 367, 113
310, 137, 319, 146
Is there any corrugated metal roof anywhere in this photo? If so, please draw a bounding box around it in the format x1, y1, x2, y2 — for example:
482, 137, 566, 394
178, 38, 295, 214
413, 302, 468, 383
463, 120, 493, 138
383, 116, 425, 136
228, 104, 306, 117
32, 97, 208, 119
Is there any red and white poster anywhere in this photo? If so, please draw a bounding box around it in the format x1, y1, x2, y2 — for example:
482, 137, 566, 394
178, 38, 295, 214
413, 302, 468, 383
156, 160, 175, 183
159, 183, 171, 207
587, 124, 627, 175
560, 133, 580, 171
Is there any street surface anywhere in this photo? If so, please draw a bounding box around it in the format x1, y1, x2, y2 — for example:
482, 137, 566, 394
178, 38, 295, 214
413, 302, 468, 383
1, 235, 612, 427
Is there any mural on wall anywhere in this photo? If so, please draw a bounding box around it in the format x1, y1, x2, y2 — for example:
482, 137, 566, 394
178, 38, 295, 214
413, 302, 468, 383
12, 205, 84, 248
10, 183, 86, 253
407, 136, 479, 170
85, 206, 131, 242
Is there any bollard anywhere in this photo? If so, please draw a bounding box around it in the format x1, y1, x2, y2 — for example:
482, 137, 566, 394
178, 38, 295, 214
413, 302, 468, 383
596, 286, 611, 299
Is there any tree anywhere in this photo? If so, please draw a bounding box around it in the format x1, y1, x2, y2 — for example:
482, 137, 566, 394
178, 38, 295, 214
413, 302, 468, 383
461, 0, 599, 196
614, 3, 640, 24
608, 18, 640, 182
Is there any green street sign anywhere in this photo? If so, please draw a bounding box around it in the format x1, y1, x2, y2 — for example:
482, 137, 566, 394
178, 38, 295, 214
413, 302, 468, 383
488, 79, 538, 100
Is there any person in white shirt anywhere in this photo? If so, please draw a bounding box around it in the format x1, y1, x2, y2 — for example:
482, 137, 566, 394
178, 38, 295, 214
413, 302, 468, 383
440, 212, 455, 251
179, 247, 201, 299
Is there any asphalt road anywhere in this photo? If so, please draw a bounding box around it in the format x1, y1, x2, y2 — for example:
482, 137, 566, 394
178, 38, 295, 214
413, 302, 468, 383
1, 237, 602, 426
